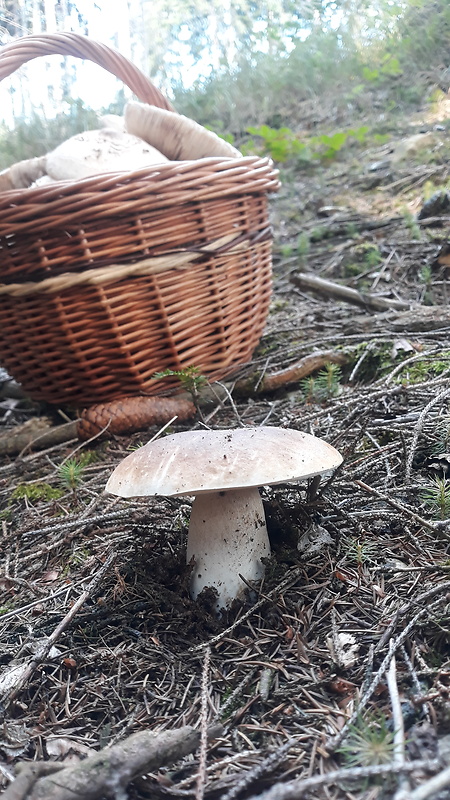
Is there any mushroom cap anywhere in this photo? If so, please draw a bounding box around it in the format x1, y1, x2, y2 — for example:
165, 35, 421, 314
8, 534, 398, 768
105, 426, 342, 498
46, 128, 168, 181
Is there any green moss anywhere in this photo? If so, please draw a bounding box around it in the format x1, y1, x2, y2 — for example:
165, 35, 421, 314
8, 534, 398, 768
357, 243, 383, 268
403, 353, 450, 384
270, 298, 289, 313
310, 225, 332, 242
344, 262, 365, 278
346, 342, 450, 385
63, 547, 93, 576
11, 483, 64, 503
279, 243, 293, 257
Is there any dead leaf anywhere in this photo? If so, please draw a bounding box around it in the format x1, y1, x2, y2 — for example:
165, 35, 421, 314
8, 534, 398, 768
391, 338, 416, 359
40, 569, 60, 583
45, 736, 95, 760
326, 632, 360, 668
298, 524, 333, 555
0, 663, 28, 696
328, 677, 357, 695
0, 722, 30, 759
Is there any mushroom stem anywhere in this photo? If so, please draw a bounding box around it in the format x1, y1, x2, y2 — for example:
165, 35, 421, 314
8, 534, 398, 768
186, 488, 270, 611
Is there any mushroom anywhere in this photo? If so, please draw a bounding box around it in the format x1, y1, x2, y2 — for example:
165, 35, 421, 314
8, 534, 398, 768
0, 126, 168, 189
45, 127, 168, 181
105, 426, 342, 612
124, 101, 242, 160
0, 155, 47, 190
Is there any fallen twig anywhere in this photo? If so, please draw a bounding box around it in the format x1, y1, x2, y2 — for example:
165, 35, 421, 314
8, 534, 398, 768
234, 350, 348, 395
388, 649, 410, 798
376, 581, 450, 652
326, 593, 450, 753
245, 758, 441, 800
404, 386, 450, 484
354, 479, 442, 533
0, 581, 84, 623
5, 724, 223, 800
3, 764, 64, 800
222, 739, 295, 800
0, 418, 77, 457
290, 271, 410, 311
406, 764, 450, 800
196, 646, 211, 800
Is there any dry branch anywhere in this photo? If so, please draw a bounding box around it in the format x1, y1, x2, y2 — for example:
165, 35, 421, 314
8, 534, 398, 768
234, 350, 348, 394
5, 725, 222, 800
354, 479, 441, 533
3, 764, 64, 800
290, 271, 410, 311
246, 759, 441, 800
406, 764, 450, 800
0, 418, 77, 456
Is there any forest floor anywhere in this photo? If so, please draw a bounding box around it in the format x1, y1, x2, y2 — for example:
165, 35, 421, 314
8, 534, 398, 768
1, 97, 450, 800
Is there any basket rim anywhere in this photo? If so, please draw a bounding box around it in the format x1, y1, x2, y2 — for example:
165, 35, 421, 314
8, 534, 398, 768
0, 157, 280, 236
0, 155, 278, 199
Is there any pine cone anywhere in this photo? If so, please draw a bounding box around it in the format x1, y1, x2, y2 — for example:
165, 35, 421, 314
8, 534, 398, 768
77, 395, 196, 440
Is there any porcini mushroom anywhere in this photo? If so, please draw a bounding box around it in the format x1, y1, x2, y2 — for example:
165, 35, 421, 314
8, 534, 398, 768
105, 427, 342, 611
45, 127, 168, 181
124, 101, 242, 160
0, 155, 47, 190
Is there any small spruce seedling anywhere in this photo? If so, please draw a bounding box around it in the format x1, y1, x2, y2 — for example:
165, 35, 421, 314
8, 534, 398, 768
300, 364, 342, 403
421, 476, 450, 520
58, 453, 92, 496
337, 712, 395, 769
152, 366, 208, 406
315, 363, 343, 399
341, 535, 378, 567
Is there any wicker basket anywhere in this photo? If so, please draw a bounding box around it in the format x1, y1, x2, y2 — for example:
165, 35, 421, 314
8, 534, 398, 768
0, 33, 279, 406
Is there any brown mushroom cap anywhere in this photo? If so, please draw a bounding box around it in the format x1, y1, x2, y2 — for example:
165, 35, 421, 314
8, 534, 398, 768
105, 426, 342, 499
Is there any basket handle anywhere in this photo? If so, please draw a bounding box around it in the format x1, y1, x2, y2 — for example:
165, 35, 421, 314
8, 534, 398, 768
0, 32, 174, 111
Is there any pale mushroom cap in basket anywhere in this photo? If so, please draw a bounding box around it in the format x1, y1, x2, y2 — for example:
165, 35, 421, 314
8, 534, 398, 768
46, 128, 168, 181
105, 426, 343, 498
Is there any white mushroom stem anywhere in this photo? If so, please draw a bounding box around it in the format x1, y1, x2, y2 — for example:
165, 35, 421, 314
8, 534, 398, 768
186, 487, 270, 611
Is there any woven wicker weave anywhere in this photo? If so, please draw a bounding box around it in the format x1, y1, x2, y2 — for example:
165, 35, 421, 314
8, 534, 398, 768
0, 33, 279, 406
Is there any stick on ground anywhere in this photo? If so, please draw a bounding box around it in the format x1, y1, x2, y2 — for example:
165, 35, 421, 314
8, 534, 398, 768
5, 724, 222, 800
290, 271, 410, 311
